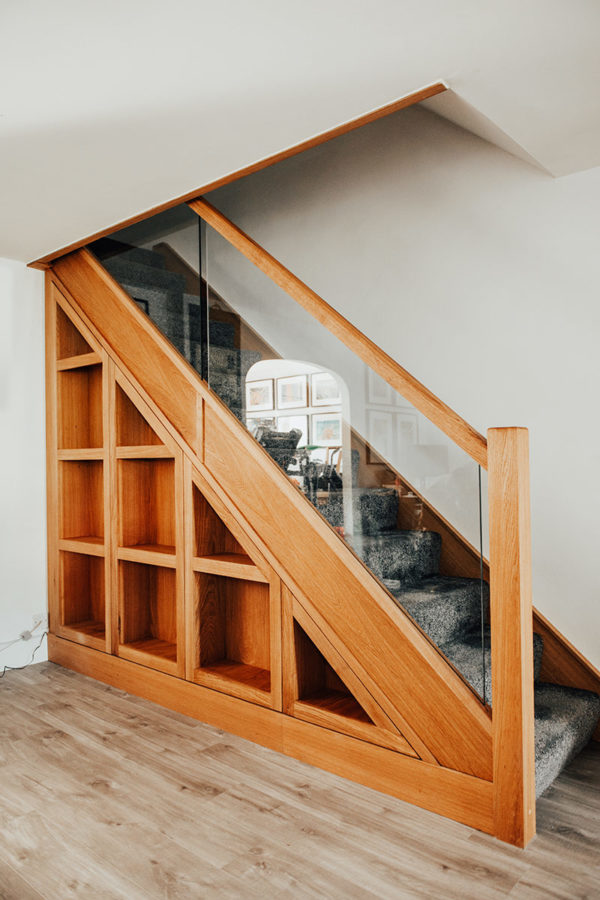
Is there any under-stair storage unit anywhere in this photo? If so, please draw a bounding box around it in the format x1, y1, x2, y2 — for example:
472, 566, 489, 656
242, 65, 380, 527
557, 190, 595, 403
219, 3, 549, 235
45, 213, 600, 850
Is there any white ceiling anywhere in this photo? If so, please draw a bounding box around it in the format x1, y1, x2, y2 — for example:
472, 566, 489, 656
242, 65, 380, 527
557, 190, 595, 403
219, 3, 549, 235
1, 0, 599, 262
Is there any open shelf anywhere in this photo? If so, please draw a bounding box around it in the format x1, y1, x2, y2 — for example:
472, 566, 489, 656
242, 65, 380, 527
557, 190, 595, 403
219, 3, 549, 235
119, 561, 177, 675
118, 458, 175, 557
192, 485, 245, 557
57, 364, 103, 450
59, 460, 104, 546
59, 551, 106, 650
56, 305, 93, 360
116, 384, 163, 447
194, 573, 271, 704
293, 621, 372, 724
57, 352, 101, 371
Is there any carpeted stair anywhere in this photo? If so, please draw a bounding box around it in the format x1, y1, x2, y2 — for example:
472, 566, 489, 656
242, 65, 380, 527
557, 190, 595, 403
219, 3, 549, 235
93, 238, 600, 800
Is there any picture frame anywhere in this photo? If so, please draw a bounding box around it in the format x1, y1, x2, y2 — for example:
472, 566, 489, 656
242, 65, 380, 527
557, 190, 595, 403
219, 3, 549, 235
395, 411, 418, 452
367, 368, 393, 405
310, 371, 341, 407
276, 374, 308, 409
366, 409, 393, 464
312, 413, 342, 447
277, 415, 308, 446
245, 379, 274, 412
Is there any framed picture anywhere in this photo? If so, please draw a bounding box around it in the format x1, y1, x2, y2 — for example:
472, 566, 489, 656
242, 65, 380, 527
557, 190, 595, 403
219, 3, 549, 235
366, 409, 393, 464
367, 369, 393, 406
310, 371, 341, 407
395, 411, 418, 452
246, 379, 274, 412
312, 413, 342, 447
276, 374, 308, 409
277, 415, 308, 446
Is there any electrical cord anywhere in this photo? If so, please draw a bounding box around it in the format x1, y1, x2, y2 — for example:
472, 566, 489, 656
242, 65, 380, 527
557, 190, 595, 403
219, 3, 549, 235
0, 619, 44, 654
0, 630, 48, 679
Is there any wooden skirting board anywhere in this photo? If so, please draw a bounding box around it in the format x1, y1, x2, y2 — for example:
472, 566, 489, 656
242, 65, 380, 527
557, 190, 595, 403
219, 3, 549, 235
48, 634, 495, 837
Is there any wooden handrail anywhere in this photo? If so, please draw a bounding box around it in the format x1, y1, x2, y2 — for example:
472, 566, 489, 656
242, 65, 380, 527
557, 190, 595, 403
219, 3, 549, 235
189, 197, 488, 468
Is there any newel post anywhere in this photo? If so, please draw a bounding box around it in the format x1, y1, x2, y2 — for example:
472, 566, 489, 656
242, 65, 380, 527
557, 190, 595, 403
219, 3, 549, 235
488, 427, 535, 847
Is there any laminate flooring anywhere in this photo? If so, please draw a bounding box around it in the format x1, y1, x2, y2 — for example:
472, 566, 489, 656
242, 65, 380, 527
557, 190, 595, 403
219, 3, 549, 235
0, 662, 598, 899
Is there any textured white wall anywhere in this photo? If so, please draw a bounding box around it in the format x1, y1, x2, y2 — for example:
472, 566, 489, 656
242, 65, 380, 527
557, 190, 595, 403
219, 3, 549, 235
0, 259, 47, 667
209, 106, 600, 669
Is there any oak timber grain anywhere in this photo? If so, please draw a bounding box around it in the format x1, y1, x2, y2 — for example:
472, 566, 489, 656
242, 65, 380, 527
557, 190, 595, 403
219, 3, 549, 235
190, 197, 487, 468
488, 428, 535, 848
30, 83, 446, 268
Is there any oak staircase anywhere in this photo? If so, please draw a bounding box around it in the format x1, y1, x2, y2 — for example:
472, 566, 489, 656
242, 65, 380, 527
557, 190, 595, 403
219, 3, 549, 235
45, 200, 600, 849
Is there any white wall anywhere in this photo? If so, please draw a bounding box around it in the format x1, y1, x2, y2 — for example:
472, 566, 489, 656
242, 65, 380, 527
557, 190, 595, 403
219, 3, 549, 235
0, 259, 47, 667
209, 106, 600, 669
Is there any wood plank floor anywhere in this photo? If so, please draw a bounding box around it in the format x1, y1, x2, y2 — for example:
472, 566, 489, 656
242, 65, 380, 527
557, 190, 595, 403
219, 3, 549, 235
0, 662, 598, 899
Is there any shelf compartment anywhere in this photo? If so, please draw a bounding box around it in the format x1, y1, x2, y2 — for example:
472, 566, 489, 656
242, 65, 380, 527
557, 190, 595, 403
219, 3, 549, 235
57, 364, 103, 450
56, 305, 93, 360
194, 573, 271, 705
116, 384, 163, 447
292, 621, 372, 724
193, 484, 246, 558
192, 553, 267, 583
59, 551, 106, 650
118, 561, 177, 675
59, 460, 104, 543
118, 458, 175, 551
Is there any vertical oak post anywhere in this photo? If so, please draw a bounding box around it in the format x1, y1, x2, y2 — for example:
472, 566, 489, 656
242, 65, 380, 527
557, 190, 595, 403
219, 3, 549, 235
488, 427, 535, 847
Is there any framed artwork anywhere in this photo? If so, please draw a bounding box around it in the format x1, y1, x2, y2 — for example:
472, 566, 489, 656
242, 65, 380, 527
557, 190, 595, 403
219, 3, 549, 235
367, 368, 393, 405
395, 412, 418, 452
277, 415, 308, 446
366, 409, 393, 464
246, 379, 274, 412
312, 413, 342, 447
276, 374, 308, 409
310, 371, 341, 407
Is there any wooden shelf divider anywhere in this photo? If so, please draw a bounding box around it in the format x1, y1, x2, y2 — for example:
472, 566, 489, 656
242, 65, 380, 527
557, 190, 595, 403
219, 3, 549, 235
192, 553, 267, 583
56, 351, 101, 371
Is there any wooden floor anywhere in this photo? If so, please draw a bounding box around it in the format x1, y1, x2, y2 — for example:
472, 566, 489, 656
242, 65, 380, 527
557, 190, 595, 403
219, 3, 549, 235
0, 663, 598, 899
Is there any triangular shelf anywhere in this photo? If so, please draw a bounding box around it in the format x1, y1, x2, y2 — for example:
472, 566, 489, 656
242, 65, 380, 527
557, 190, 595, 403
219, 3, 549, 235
56, 303, 94, 360
116, 382, 164, 449
191, 470, 272, 583
288, 609, 417, 757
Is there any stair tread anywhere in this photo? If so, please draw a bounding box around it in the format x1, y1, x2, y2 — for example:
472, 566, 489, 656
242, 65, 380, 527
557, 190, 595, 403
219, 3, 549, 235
438, 630, 544, 701
534, 683, 600, 797
350, 530, 441, 585
385, 575, 489, 647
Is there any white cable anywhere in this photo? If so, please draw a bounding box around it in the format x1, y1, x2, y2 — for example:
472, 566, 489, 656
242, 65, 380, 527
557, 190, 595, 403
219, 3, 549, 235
0, 619, 43, 653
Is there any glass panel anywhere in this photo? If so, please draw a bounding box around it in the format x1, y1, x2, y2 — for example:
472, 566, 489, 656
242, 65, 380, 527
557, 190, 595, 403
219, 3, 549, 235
89, 208, 490, 704
91, 204, 202, 366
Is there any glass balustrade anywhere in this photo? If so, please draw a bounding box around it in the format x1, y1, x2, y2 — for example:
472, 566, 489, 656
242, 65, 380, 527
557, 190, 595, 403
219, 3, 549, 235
91, 203, 490, 704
